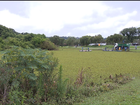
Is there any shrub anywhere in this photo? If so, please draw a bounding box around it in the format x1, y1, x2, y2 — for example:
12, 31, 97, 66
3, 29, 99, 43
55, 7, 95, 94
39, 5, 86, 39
0, 47, 58, 104
40, 40, 57, 50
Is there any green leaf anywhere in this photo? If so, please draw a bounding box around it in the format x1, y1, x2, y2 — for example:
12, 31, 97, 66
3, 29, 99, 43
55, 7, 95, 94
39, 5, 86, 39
12, 79, 20, 87
28, 65, 38, 69
28, 73, 37, 80
41, 64, 49, 69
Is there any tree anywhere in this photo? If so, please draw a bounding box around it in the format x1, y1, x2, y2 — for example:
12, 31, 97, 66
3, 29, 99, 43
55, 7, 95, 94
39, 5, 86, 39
31, 35, 46, 48
120, 27, 137, 43
74, 38, 80, 46
66, 37, 76, 46
136, 27, 140, 38
80, 35, 91, 46
59, 38, 65, 46
0, 24, 58, 50
24, 33, 35, 41
49, 35, 60, 46
106, 34, 123, 45
90, 36, 94, 43
89, 34, 103, 43
0, 25, 16, 38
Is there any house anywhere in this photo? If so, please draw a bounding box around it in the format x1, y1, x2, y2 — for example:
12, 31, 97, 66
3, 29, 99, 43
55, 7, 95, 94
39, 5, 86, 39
89, 43, 106, 46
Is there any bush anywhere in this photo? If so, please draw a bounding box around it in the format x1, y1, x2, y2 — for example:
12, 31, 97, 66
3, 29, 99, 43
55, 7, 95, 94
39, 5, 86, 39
40, 40, 57, 50
0, 47, 58, 104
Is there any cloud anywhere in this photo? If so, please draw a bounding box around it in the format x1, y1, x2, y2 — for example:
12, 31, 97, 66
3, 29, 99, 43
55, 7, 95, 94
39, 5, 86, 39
0, 10, 30, 29
0, 1, 110, 33
0, 1, 140, 38
75, 10, 137, 30
66, 32, 71, 36
86, 33, 101, 36
27, 1, 109, 33
115, 20, 140, 34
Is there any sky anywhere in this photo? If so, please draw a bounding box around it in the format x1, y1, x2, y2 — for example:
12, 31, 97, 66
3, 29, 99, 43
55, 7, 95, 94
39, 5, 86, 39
0, 1, 140, 38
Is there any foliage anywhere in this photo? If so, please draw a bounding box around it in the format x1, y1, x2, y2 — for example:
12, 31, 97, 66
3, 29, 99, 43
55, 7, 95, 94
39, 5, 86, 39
80, 35, 91, 46
0, 25, 58, 50
23, 33, 35, 41
106, 34, 123, 44
65, 37, 76, 46
0, 47, 58, 104
59, 38, 65, 46
0, 47, 137, 104
1, 24, 140, 51
74, 78, 140, 105
120, 27, 137, 43
49, 35, 80, 46
31, 35, 46, 48
49, 35, 61, 46
40, 39, 57, 50
90, 34, 104, 43
0, 24, 16, 39
64, 67, 132, 104
56, 65, 68, 100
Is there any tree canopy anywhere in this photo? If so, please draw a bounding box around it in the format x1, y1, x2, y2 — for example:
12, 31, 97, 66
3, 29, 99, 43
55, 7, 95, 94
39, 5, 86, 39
106, 34, 123, 45
120, 27, 137, 43
1, 24, 140, 50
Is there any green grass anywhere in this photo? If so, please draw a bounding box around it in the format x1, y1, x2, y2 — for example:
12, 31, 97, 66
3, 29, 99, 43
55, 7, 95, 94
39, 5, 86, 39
52, 47, 140, 82
1, 47, 140, 104
51, 47, 140, 104
62, 45, 140, 51
74, 77, 140, 105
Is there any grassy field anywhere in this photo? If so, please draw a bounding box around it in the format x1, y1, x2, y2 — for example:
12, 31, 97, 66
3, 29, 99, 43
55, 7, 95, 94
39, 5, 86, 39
0, 46, 140, 104
0, 46, 140, 81
51, 47, 140, 83
51, 47, 140, 104
75, 77, 140, 105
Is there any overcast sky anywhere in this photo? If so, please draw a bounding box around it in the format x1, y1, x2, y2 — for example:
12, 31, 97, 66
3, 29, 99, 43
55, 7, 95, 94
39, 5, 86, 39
0, 1, 140, 38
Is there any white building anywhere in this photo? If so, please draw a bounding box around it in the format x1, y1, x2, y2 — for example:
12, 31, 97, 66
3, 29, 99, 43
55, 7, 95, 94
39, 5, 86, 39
89, 43, 106, 46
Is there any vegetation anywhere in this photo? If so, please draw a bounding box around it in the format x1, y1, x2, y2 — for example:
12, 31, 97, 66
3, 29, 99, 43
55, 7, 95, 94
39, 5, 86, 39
1, 24, 140, 49
52, 47, 140, 80
0, 47, 60, 104
0, 24, 140, 104
0, 47, 139, 104
75, 77, 140, 105
0, 24, 57, 51
106, 34, 124, 45
120, 27, 138, 43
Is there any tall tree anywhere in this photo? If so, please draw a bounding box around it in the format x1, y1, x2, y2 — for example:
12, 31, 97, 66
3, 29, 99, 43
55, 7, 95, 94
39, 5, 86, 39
74, 38, 80, 46
106, 34, 123, 45
66, 37, 76, 46
94, 34, 103, 43
49, 35, 60, 46
120, 27, 137, 43
90, 34, 103, 43
137, 27, 140, 37
80, 35, 91, 46
59, 38, 65, 46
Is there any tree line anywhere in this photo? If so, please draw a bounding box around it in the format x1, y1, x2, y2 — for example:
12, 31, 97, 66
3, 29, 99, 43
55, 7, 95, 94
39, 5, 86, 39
0, 24, 140, 51
0, 24, 57, 50
48, 27, 140, 46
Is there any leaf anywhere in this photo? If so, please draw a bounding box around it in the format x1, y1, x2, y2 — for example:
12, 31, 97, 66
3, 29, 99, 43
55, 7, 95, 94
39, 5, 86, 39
12, 79, 20, 87
28, 65, 38, 70
14, 66, 24, 71
41, 64, 49, 69
28, 73, 37, 80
